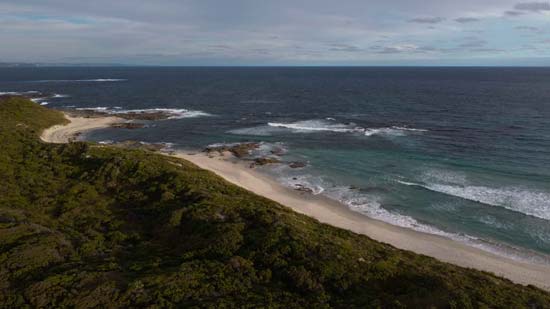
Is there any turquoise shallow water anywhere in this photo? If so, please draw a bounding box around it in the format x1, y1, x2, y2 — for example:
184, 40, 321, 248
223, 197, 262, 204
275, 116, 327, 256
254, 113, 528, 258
1, 67, 549, 262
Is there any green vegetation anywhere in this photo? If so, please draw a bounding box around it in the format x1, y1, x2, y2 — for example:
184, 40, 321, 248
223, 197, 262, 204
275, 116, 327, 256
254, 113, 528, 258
1, 96, 549, 308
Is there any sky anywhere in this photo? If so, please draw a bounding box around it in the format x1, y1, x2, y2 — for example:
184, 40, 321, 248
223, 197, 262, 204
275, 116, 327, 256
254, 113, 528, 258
1, 0, 550, 66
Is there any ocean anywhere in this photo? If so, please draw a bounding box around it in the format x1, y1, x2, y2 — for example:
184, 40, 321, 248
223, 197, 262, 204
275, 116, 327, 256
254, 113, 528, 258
2, 66, 549, 262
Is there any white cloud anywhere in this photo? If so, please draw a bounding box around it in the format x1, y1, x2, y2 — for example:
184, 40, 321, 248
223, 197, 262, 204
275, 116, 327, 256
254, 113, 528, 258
0, 0, 546, 64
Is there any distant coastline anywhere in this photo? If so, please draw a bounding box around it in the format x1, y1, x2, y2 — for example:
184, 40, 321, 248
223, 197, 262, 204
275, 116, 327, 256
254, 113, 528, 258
40, 111, 550, 291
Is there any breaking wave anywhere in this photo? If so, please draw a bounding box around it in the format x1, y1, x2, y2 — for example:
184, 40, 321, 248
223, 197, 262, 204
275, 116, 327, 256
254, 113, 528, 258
0, 91, 40, 96
268, 120, 363, 133
231, 119, 427, 137
0, 91, 69, 104
397, 179, 550, 221
75, 107, 211, 119
276, 171, 550, 264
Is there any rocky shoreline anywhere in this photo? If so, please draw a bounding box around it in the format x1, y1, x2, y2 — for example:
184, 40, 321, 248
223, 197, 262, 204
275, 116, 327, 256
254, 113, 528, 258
203, 142, 308, 169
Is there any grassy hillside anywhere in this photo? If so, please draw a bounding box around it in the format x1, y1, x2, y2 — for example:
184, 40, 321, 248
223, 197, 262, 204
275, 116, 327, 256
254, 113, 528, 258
1, 96, 549, 308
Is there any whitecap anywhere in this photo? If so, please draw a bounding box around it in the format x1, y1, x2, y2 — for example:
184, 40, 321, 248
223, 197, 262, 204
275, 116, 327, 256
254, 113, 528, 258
115, 108, 211, 119
364, 127, 405, 137
228, 126, 278, 136
279, 174, 326, 195
0, 90, 40, 96
30, 97, 48, 103
397, 179, 550, 221
268, 120, 362, 133
75, 107, 211, 119
231, 119, 427, 137
324, 185, 550, 265
76, 107, 110, 112
325, 186, 455, 237
52, 94, 70, 98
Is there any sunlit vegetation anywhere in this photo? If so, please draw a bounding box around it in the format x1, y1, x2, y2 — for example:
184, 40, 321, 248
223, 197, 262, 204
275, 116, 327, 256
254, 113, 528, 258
1, 96, 549, 308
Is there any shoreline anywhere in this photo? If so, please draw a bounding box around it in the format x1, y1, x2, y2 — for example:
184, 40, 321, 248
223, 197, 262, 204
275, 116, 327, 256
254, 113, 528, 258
40, 113, 550, 291
40, 114, 123, 143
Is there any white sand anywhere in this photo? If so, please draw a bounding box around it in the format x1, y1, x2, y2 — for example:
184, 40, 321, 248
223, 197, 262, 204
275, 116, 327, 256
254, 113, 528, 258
40, 115, 122, 143
42, 114, 550, 291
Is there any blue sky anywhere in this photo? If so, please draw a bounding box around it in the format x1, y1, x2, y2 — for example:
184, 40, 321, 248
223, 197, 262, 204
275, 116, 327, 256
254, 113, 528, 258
1, 0, 550, 65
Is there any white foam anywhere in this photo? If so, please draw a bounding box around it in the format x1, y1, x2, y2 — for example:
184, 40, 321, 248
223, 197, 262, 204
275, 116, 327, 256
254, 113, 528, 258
364, 126, 427, 137
392, 126, 429, 132
30, 97, 47, 103
323, 185, 550, 265
326, 186, 455, 237
397, 180, 550, 221
251, 142, 288, 158
364, 127, 405, 137
228, 126, 277, 136
232, 119, 427, 137
40, 102, 49, 106
52, 94, 69, 98
75, 107, 211, 119
428, 184, 550, 221
115, 108, 211, 119
0, 90, 40, 96
268, 120, 363, 133
76, 107, 110, 111
264, 161, 550, 264
280, 175, 326, 195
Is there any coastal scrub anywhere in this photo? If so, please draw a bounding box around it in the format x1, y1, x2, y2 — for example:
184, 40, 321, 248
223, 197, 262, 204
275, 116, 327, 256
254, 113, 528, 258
1, 96, 549, 308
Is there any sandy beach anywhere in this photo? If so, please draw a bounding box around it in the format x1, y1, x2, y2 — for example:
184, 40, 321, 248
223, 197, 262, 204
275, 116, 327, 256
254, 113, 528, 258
41, 113, 550, 291
41, 115, 123, 143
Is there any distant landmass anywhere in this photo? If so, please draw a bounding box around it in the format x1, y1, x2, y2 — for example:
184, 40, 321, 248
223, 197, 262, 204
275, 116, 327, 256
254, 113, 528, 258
0, 62, 131, 67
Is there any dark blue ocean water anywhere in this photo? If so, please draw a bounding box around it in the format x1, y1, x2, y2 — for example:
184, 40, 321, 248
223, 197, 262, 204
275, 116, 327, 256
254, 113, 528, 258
2, 67, 549, 261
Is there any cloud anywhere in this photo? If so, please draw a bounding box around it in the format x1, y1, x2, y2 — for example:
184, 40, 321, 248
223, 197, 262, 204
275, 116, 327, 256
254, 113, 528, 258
370, 44, 419, 54
328, 43, 362, 52
454, 17, 480, 23
469, 48, 505, 53
515, 25, 541, 32
458, 39, 487, 48
369, 44, 444, 54
0, 0, 547, 65
514, 2, 550, 12
504, 10, 525, 16
408, 17, 445, 24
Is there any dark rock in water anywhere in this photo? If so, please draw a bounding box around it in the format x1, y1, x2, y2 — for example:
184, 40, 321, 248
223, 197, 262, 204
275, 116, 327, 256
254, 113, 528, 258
293, 184, 313, 194
254, 157, 281, 166
111, 122, 146, 129
270, 147, 286, 156
289, 161, 307, 169
66, 109, 174, 121
117, 111, 172, 121
204, 142, 260, 158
